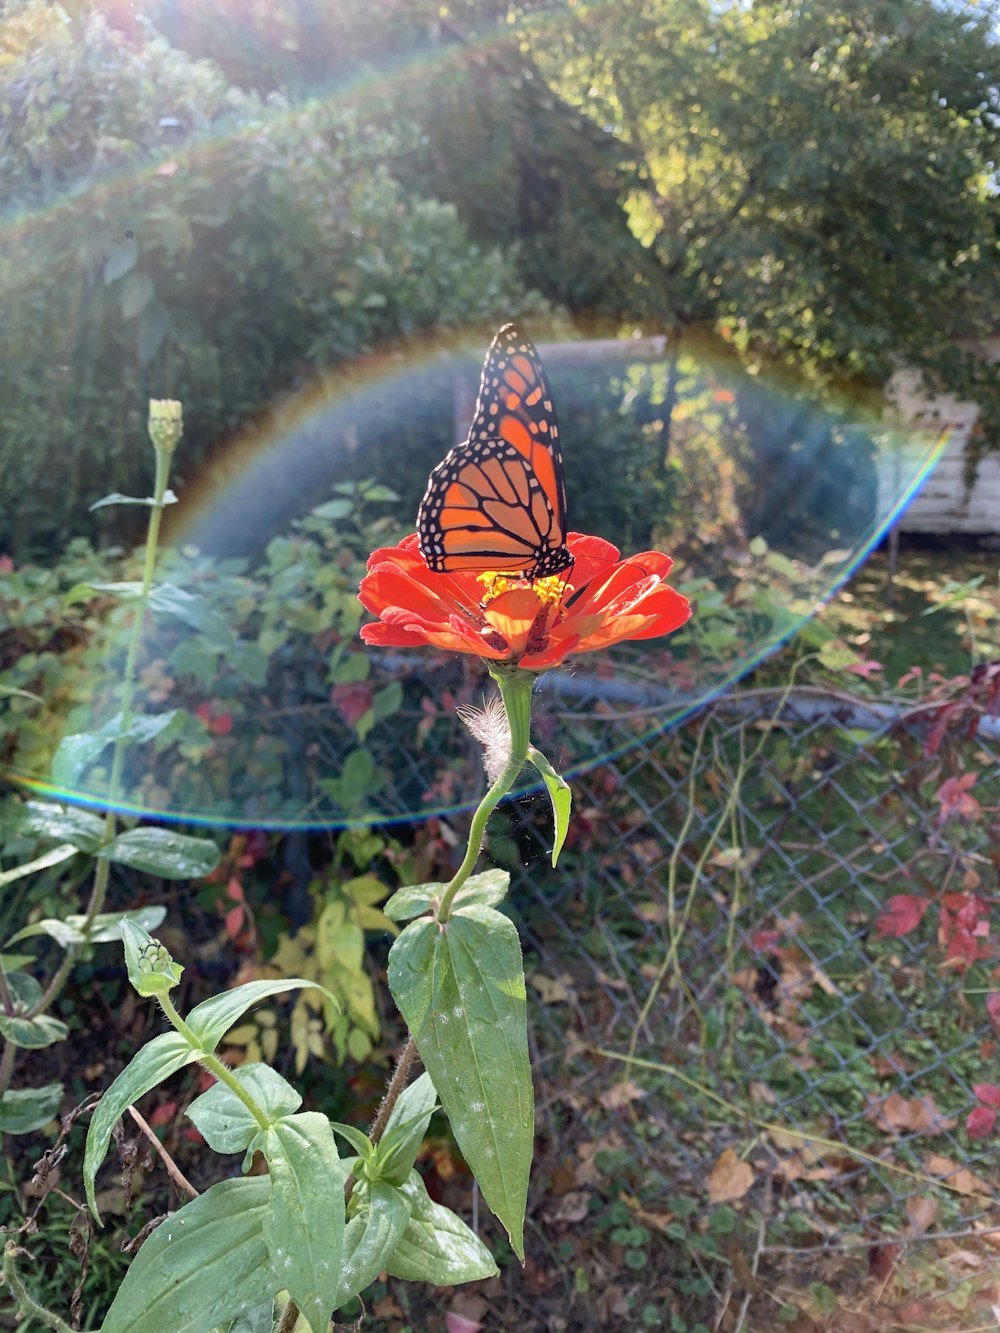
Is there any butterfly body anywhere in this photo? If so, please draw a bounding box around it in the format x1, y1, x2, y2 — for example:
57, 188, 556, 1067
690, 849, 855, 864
417, 323, 572, 580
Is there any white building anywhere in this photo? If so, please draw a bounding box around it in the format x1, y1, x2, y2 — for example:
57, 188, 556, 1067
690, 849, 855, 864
882, 341, 1000, 535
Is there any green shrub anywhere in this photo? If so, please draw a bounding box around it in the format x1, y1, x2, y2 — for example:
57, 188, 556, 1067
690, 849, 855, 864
0, 6, 551, 557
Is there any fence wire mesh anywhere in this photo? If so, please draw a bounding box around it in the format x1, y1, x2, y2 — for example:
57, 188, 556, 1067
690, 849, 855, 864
482, 669, 1000, 1325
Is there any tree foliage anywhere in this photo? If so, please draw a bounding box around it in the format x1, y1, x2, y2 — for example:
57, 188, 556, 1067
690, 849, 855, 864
0, 4, 553, 556
534, 0, 1000, 397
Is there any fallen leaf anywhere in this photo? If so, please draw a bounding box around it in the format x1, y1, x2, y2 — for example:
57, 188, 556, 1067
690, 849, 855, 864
708, 1147, 755, 1203
947, 1248, 983, 1270
966, 1105, 997, 1140
872, 1052, 910, 1079
924, 1153, 990, 1196
875, 893, 932, 939
545, 1190, 590, 1225
868, 1241, 899, 1282
373, 1293, 405, 1318
905, 1195, 939, 1235
867, 1091, 956, 1135
598, 1080, 647, 1112
749, 1080, 777, 1105
971, 1221, 1000, 1251
528, 972, 573, 1004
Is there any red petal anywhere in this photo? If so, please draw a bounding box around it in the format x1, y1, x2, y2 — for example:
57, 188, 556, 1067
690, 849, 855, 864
483, 587, 542, 658
359, 567, 457, 621
359, 622, 432, 648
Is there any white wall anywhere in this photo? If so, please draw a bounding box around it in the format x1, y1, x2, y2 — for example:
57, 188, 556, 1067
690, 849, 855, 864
881, 340, 1000, 535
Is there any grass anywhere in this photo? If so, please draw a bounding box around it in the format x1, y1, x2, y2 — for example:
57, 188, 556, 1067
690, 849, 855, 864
836, 541, 1000, 683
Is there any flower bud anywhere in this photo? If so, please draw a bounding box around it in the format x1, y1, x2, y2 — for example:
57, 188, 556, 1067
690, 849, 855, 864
147, 398, 183, 455
121, 918, 184, 997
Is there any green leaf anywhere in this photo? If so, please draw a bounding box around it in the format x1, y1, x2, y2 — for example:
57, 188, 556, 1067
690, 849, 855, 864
330, 1122, 374, 1163
387, 902, 532, 1258
256, 1113, 344, 1333
373, 681, 403, 722
526, 746, 572, 867
373, 1071, 438, 1186
339, 749, 378, 801
0, 1084, 64, 1134
100, 1177, 279, 1333
0, 683, 42, 703
119, 269, 154, 319
5, 970, 42, 1008
89, 491, 178, 511
185, 979, 338, 1053
0, 974, 69, 1047
148, 584, 234, 649
103, 237, 138, 283
64, 580, 143, 605
85, 1031, 196, 1219
51, 733, 111, 788
354, 482, 399, 503
229, 1300, 275, 1333
337, 1181, 411, 1310
6, 905, 167, 950
137, 300, 170, 364
328, 652, 369, 686
0, 1010, 69, 1050
0, 843, 78, 889
310, 499, 353, 520
100, 828, 220, 880
187, 1065, 302, 1155
230, 641, 268, 687
51, 713, 180, 787
383, 868, 510, 923
16, 801, 106, 852
386, 1171, 498, 1284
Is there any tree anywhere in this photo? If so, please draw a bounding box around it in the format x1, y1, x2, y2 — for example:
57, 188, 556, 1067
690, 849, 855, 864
532, 0, 1000, 412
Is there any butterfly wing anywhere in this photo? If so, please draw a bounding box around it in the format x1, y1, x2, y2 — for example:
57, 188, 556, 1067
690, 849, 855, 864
417, 324, 572, 579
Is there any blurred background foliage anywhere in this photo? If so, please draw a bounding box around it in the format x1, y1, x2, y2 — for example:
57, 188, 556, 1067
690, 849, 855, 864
2, 0, 999, 559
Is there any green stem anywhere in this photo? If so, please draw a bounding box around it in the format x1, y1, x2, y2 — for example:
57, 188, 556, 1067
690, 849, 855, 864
436, 666, 535, 923
157, 993, 270, 1130
82, 444, 172, 935
24, 446, 174, 1026
2, 1241, 81, 1333
0, 1039, 15, 1104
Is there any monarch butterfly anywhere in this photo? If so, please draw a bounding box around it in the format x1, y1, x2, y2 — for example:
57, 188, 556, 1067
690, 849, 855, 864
417, 323, 573, 581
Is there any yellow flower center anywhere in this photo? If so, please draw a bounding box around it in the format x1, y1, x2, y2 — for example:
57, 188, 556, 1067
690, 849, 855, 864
477, 571, 572, 607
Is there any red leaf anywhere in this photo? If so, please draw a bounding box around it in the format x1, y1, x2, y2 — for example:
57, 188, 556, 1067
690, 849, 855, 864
935, 773, 982, 823
987, 993, 1000, 1028
331, 680, 374, 727
845, 658, 883, 679
875, 894, 932, 939
224, 905, 245, 940
868, 1241, 899, 1281
149, 1100, 178, 1128
972, 1083, 1000, 1109
966, 1106, 997, 1140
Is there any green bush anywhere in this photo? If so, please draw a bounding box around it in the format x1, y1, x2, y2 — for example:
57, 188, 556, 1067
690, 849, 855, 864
0, 5, 552, 557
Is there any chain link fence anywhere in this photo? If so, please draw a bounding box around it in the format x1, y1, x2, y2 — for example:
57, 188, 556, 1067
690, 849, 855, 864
483, 667, 1000, 1325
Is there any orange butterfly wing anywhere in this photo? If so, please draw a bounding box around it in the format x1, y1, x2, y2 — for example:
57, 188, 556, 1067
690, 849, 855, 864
417, 324, 572, 579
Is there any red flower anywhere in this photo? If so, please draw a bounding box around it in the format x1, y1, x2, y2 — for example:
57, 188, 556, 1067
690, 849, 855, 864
358, 532, 691, 670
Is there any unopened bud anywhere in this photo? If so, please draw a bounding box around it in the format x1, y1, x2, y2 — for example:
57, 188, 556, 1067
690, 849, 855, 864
121, 918, 184, 997
148, 399, 183, 455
